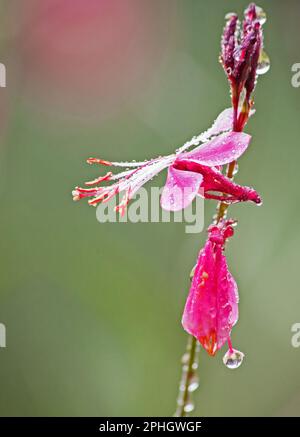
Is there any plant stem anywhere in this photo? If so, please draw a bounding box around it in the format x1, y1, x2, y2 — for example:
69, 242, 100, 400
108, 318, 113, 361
174, 335, 199, 417
174, 90, 249, 417
174, 158, 236, 417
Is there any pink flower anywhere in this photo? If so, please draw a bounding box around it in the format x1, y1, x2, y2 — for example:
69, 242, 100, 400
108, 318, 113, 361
73, 108, 261, 214
182, 220, 239, 357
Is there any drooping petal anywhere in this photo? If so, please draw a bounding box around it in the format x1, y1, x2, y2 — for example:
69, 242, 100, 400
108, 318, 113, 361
182, 222, 238, 356
181, 131, 251, 166
160, 166, 203, 211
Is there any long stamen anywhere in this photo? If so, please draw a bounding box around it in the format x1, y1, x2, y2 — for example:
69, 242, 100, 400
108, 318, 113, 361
85, 172, 113, 186
87, 158, 113, 166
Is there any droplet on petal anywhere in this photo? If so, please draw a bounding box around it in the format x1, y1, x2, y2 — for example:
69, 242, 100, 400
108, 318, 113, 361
160, 166, 203, 211
223, 348, 245, 369
182, 132, 251, 167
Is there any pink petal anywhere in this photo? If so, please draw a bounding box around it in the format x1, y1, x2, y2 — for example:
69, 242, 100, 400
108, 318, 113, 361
181, 131, 251, 166
227, 272, 239, 327
200, 108, 233, 141
160, 166, 203, 211
182, 240, 238, 356
177, 108, 234, 154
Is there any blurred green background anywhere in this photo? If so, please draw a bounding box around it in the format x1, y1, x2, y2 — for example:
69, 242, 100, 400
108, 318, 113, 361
0, 0, 300, 417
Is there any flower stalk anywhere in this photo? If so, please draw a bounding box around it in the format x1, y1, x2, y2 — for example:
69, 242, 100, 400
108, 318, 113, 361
174, 2, 269, 417
174, 335, 199, 417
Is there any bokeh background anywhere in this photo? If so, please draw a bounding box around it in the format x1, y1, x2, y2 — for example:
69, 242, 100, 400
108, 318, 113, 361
0, 0, 299, 417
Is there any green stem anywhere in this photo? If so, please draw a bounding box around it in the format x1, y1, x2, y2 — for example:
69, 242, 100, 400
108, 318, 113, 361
174, 90, 251, 417
174, 335, 199, 417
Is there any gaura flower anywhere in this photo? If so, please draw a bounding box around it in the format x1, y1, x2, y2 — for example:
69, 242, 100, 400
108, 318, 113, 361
182, 220, 243, 366
73, 108, 261, 214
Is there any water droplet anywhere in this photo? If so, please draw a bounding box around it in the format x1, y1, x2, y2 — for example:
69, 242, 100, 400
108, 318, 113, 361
182, 364, 189, 372
188, 375, 199, 392
223, 349, 245, 369
184, 401, 195, 413
226, 67, 232, 76
257, 50, 270, 75
255, 6, 267, 25
191, 362, 198, 371
181, 353, 190, 365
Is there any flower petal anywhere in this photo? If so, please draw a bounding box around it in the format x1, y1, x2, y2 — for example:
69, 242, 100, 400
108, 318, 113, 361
182, 236, 239, 356
199, 108, 233, 141
181, 131, 251, 166
177, 108, 234, 154
160, 166, 203, 211
227, 272, 239, 326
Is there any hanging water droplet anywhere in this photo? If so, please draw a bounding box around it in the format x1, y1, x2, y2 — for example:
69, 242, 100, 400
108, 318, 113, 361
257, 50, 270, 75
223, 349, 245, 369
184, 401, 195, 413
255, 6, 267, 25
188, 375, 199, 392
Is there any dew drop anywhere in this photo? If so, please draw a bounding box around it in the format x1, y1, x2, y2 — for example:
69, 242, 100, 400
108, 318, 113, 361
184, 401, 195, 413
255, 6, 267, 25
226, 67, 232, 76
257, 50, 270, 75
191, 362, 198, 371
188, 375, 199, 393
223, 349, 245, 369
181, 353, 190, 365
